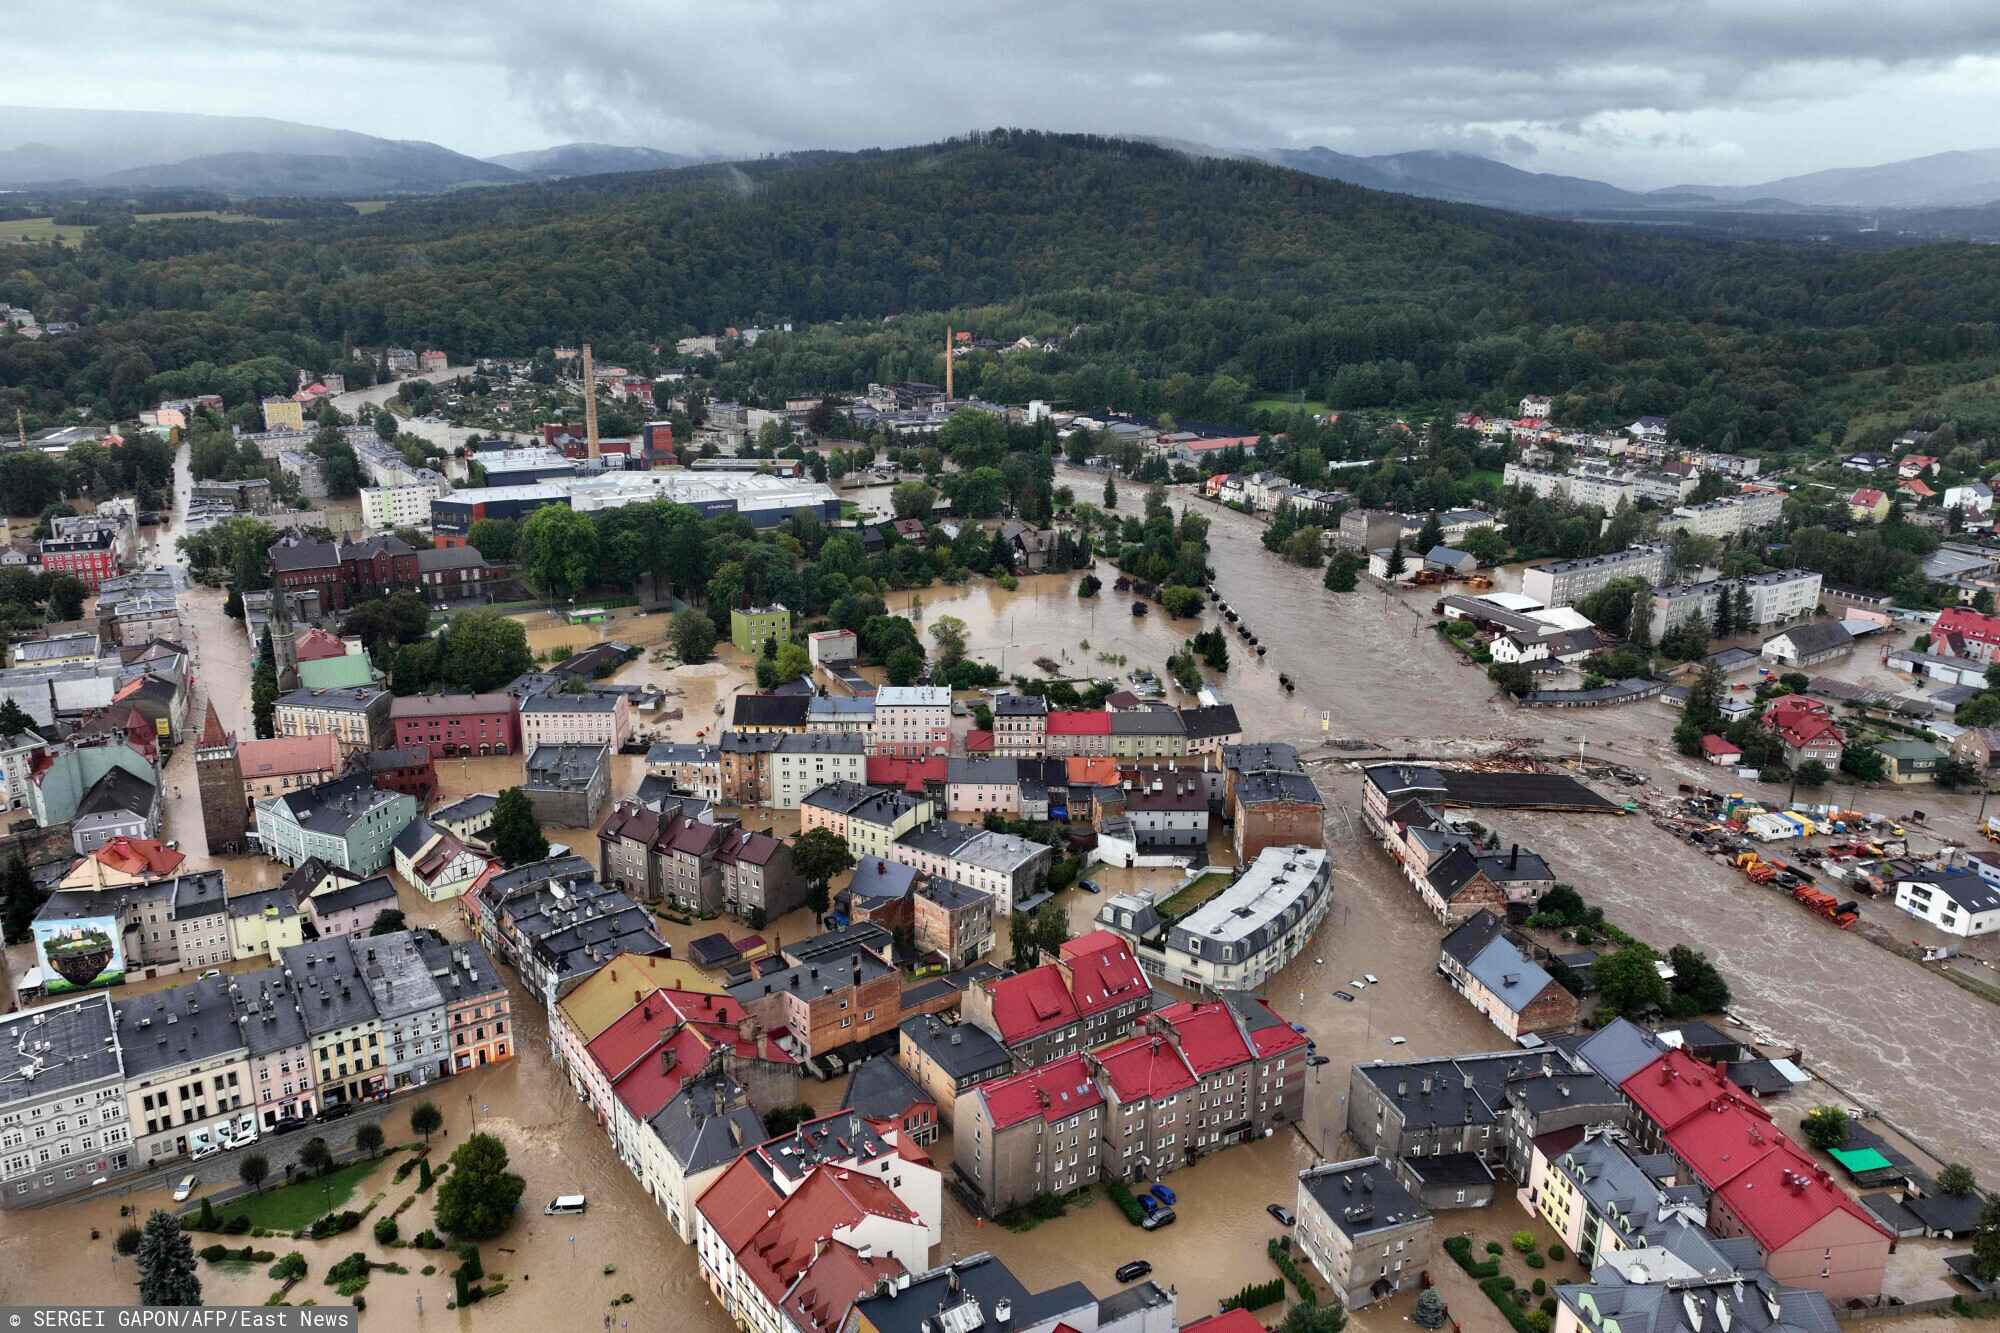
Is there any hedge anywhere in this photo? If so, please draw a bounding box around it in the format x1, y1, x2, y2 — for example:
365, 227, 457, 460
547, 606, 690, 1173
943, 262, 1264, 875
1105, 1180, 1146, 1226
1267, 1238, 1317, 1306
1443, 1236, 1500, 1280
1480, 1277, 1543, 1333
1221, 1277, 1286, 1313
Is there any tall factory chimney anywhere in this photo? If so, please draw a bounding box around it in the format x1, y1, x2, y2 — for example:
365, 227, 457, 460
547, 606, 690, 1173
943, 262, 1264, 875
944, 324, 954, 401
581, 342, 600, 462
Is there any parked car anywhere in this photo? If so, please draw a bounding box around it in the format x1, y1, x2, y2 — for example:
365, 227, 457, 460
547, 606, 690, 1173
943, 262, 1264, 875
172, 1175, 197, 1203
1149, 1183, 1177, 1207
1307, 1054, 1331, 1068
1078, 879, 1101, 894
1267, 1204, 1295, 1226
1138, 1193, 1159, 1215
1115, 1261, 1153, 1284
1141, 1208, 1177, 1231
544, 1194, 588, 1216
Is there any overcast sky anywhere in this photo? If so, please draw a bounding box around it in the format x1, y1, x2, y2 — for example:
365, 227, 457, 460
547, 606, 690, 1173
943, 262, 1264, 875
11, 1, 2000, 187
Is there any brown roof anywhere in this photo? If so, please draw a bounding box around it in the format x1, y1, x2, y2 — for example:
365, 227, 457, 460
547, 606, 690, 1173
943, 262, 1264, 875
389, 692, 516, 719
236, 734, 341, 780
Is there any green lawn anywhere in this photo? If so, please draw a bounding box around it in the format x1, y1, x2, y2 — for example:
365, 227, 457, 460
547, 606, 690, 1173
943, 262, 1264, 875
1251, 396, 1330, 417
1157, 871, 1235, 921
134, 210, 276, 225
209, 1157, 381, 1231
0, 217, 92, 245
349, 200, 390, 215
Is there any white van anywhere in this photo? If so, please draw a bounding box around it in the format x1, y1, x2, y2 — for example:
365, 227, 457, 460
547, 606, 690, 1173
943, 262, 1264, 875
543, 1195, 588, 1216
172, 1174, 197, 1202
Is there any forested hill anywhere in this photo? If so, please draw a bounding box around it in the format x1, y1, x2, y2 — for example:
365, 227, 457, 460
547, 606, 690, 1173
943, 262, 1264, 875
5, 130, 2000, 443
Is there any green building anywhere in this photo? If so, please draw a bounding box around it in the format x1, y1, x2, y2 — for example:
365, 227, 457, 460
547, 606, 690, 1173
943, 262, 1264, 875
296, 654, 382, 689
730, 603, 792, 655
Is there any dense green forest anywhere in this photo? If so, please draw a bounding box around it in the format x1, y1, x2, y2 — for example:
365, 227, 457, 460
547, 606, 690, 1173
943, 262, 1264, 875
6, 130, 2000, 450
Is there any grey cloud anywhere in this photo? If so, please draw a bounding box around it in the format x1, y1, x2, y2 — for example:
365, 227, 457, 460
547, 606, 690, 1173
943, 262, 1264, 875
10, 0, 2000, 185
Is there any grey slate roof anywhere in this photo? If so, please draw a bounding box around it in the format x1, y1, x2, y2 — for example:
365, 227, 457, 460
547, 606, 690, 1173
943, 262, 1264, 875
307, 874, 397, 917
114, 975, 245, 1076
230, 966, 311, 1057
1441, 910, 1506, 967
1571, 1017, 1667, 1086
0, 994, 122, 1108
1222, 742, 1301, 774
1178, 703, 1241, 739
841, 1055, 934, 1122
647, 1080, 767, 1175
1236, 769, 1322, 807
1463, 934, 1562, 1016
1768, 621, 1854, 656
1300, 1157, 1429, 1239
899, 1014, 1011, 1081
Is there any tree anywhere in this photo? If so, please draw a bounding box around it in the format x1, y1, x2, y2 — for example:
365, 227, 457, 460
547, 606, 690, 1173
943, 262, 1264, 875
46, 574, 85, 621
411, 1101, 442, 1145
136, 1210, 201, 1306
1280, 1301, 1348, 1333
2, 853, 46, 945
1384, 540, 1406, 579
1323, 551, 1363, 593
1934, 755, 1979, 790
1795, 760, 1831, 787
465, 517, 519, 562
792, 827, 855, 916
116, 1225, 143, 1256
1938, 1162, 1977, 1197
356, 1124, 385, 1158
669, 608, 718, 663
434, 1132, 527, 1240
1103, 476, 1118, 509
1801, 1105, 1850, 1151
239, 1152, 270, 1194
1664, 945, 1731, 1017
251, 629, 278, 739
1840, 743, 1886, 782
1975, 1195, 2000, 1280
886, 645, 926, 685
299, 1136, 334, 1176
1712, 586, 1736, 637
517, 504, 600, 601
368, 909, 407, 936
375, 410, 398, 441
1415, 510, 1443, 551
890, 481, 937, 519
0, 697, 33, 737
1659, 614, 1710, 663
1077, 574, 1101, 598
928, 614, 969, 667
489, 788, 548, 867
1595, 943, 1668, 1018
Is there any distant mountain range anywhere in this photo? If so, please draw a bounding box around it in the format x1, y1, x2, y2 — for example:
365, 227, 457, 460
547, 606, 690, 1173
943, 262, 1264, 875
484, 142, 707, 179
0, 106, 521, 195
1180, 140, 2000, 215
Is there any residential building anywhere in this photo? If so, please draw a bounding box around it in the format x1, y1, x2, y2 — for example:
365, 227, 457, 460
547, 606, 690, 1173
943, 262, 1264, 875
912, 878, 994, 970
807, 629, 856, 667
645, 741, 724, 802
1648, 570, 1823, 642
281, 938, 385, 1108
229, 965, 317, 1129
1848, 488, 1891, 524
415, 545, 501, 602
955, 1053, 1105, 1209
357, 744, 437, 805
804, 695, 874, 739
728, 603, 792, 655
1874, 738, 1942, 784
352, 931, 450, 1090
1553, 1265, 1839, 1333
961, 930, 1150, 1067
38, 529, 119, 591
1532, 1125, 1707, 1268
871, 685, 952, 757
1936, 606, 2000, 662
233, 734, 343, 805
113, 976, 251, 1167
1295, 1157, 1434, 1311
730, 694, 811, 733
726, 937, 902, 1062
888, 821, 1052, 915
946, 757, 1026, 815
1108, 707, 1188, 758
226, 885, 305, 963
273, 686, 391, 756
1521, 547, 1669, 608
1761, 697, 1844, 768
254, 770, 419, 874
70, 766, 160, 852
716, 825, 802, 922
898, 1015, 1013, 1126
303, 874, 400, 939
390, 692, 521, 757
522, 742, 611, 827
1045, 708, 1112, 758
1099, 846, 1331, 993
768, 733, 867, 808
801, 784, 932, 858
992, 694, 1048, 758
1621, 1051, 1890, 1301
1440, 911, 1580, 1039
519, 688, 631, 751
392, 819, 489, 902
359, 483, 436, 530
1892, 869, 2000, 937
0, 995, 133, 1207
431, 792, 499, 843
1232, 768, 1325, 861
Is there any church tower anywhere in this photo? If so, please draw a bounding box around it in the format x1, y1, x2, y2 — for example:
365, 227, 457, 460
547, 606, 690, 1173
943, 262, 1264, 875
194, 701, 247, 855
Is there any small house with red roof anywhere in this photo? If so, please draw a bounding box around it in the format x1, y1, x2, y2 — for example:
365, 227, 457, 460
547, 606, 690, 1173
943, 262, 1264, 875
1761, 696, 1844, 767
1045, 708, 1112, 758
1700, 734, 1741, 766
1935, 606, 2000, 663
1898, 476, 1935, 501
1898, 454, 1938, 478
1847, 488, 1890, 524
1622, 1050, 1889, 1301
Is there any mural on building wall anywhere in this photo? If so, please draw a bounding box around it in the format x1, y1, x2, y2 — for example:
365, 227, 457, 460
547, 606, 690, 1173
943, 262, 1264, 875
33, 916, 125, 991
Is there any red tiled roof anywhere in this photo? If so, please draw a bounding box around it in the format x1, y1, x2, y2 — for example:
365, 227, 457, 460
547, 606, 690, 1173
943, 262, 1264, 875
984, 965, 1079, 1044
1065, 756, 1119, 787
1058, 930, 1147, 1019
1699, 734, 1740, 757
964, 729, 994, 753
1183, 1313, 1269, 1333
83, 836, 184, 880
1047, 710, 1111, 735
293, 628, 348, 663
867, 755, 944, 794
198, 701, 229, 747
696, 1155, 785, 1253
977, 1053, 1102, 1129
1936, 607, 2000, 648
237, 734, 341, 780
1900, 478, 1935, 498
1621, 1049, 1749, 1134
588, 987, 793, 1121
1094, 1034, 1194, 1102
1849, 488, 1885, 506
736, 1169, 918, 1305
779, 1238, 902, 1333
1709, 1140, 1889, 1250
